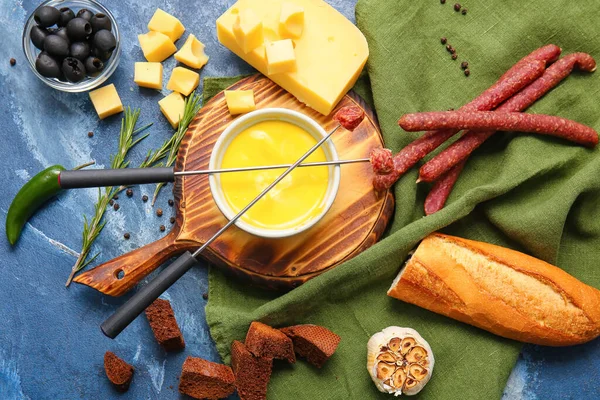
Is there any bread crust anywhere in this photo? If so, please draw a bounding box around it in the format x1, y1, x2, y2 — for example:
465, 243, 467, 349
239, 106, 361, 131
388, 233, 600, 346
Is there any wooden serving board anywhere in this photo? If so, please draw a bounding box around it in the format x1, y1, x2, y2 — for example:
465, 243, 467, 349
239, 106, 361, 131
74, 75, 395, 295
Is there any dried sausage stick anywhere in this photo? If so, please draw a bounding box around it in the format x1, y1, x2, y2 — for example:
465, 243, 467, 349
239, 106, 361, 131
399, 111, 598, 147
423, 161, 465, 215
373, 44, 561, 190
419, 53, 597, 182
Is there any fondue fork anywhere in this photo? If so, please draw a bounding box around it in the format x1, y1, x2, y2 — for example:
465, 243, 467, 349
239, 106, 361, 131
100, 125, 343, 339
57, 158, 370, 189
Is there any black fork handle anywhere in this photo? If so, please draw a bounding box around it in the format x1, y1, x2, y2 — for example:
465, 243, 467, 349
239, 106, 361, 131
58, 167, 175, 188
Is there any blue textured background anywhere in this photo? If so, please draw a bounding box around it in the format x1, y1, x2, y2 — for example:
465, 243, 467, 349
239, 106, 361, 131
1, 0, 598, 399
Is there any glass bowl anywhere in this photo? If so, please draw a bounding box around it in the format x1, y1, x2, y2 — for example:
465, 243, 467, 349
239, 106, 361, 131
22, 0, 121, 92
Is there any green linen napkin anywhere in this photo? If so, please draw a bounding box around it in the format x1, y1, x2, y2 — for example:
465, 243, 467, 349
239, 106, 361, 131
204, 0, 600, 398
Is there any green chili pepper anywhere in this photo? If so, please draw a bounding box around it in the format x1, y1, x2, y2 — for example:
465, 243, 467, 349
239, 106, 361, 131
6, 165, 65, 245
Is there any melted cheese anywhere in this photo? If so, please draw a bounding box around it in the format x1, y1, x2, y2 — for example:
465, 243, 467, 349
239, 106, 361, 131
220, 120, 329, 230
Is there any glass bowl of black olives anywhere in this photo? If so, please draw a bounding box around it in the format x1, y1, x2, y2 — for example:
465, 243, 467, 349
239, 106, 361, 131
22, 0, 120, 92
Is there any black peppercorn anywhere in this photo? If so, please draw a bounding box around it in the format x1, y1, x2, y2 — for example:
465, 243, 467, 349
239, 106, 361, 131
126, 189, 133, 197
441, 37, 447, 45
156, 208, 163, 217
202, 293, 208, 300
109, 199, 114, 206
87, 131, 93, 137
10, 58, 16, 66
446, 44, 452, 52
464, 69, 471, 76
123, 232, 130, 239
451, 54, 458, 60
142, 195, 148, 202
461, 61, 469, 69
113, 194, 118, 200
168, 199, 174, 206
454, 3, 461, 11
462, 8, 467, 15
440, 0, 446, 3
113, 203, 120, 211
159, 225, 166, 232
170, 216, 176, 224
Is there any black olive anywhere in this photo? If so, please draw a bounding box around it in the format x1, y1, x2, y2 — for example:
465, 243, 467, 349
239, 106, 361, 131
51, 27, 70, 45
30, 25, 49, 50
62, 57, 86, 82
84, 56, 104, 74
90, 13, 111, 33
93, 30, 116, 52
66, 17, 92, 41
34, 6, 61, 27
35, 52, 61, 78
43, 34, 70, 58
76, 9, 94, 21
91, 46, 112, 61
70, 42, 90, 61
57, 7, 75, 27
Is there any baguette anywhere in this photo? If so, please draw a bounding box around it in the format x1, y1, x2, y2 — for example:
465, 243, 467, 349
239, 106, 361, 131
388, 233, 600, 346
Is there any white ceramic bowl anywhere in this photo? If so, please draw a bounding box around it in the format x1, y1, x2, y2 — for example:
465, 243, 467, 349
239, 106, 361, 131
209, 108, 340, 239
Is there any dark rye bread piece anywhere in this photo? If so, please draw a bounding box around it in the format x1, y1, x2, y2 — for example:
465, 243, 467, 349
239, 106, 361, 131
231, 340, 273, 400
145, 298, 185, 351
179, 356, 235, 400
245, 321, 296, 363
280, 324, 341, 368
104, 351, 134, 392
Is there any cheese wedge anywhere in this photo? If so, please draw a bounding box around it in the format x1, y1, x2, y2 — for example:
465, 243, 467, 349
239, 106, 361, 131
174, 34, 209, 69
216, 0, 368, 115
224, 90, 255, 115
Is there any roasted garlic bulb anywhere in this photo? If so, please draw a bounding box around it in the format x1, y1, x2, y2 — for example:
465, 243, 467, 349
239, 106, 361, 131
367, 326, 434, 396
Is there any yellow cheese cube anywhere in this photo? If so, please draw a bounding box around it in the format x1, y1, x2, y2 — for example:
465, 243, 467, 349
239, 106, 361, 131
216, 0, 369, 115
232, 9, 263, 54
89, 84, 123, 119
265, 39, 296, 75
224, 90, 255, 115
147, 8, 185, 42
279, 3, 304, 38
166, 67, 199, 96
134, 62, 163, 89
158, 92, 185, 128
174, 34, 209, 69
138, 31, 177, 62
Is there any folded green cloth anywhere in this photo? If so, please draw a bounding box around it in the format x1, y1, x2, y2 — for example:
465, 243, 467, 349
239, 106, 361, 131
204, 1, 600, 398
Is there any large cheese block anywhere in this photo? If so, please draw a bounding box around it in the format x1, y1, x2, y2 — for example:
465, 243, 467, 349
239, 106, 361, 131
216, 0, 368, 115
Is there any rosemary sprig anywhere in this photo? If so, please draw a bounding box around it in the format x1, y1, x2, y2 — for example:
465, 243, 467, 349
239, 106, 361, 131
150, 92, 202, 205
65, 107, 151, 286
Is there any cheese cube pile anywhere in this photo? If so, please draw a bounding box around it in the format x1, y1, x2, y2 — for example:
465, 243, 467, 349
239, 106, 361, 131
131, 9, 210, 127
217, 0, 369, 115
